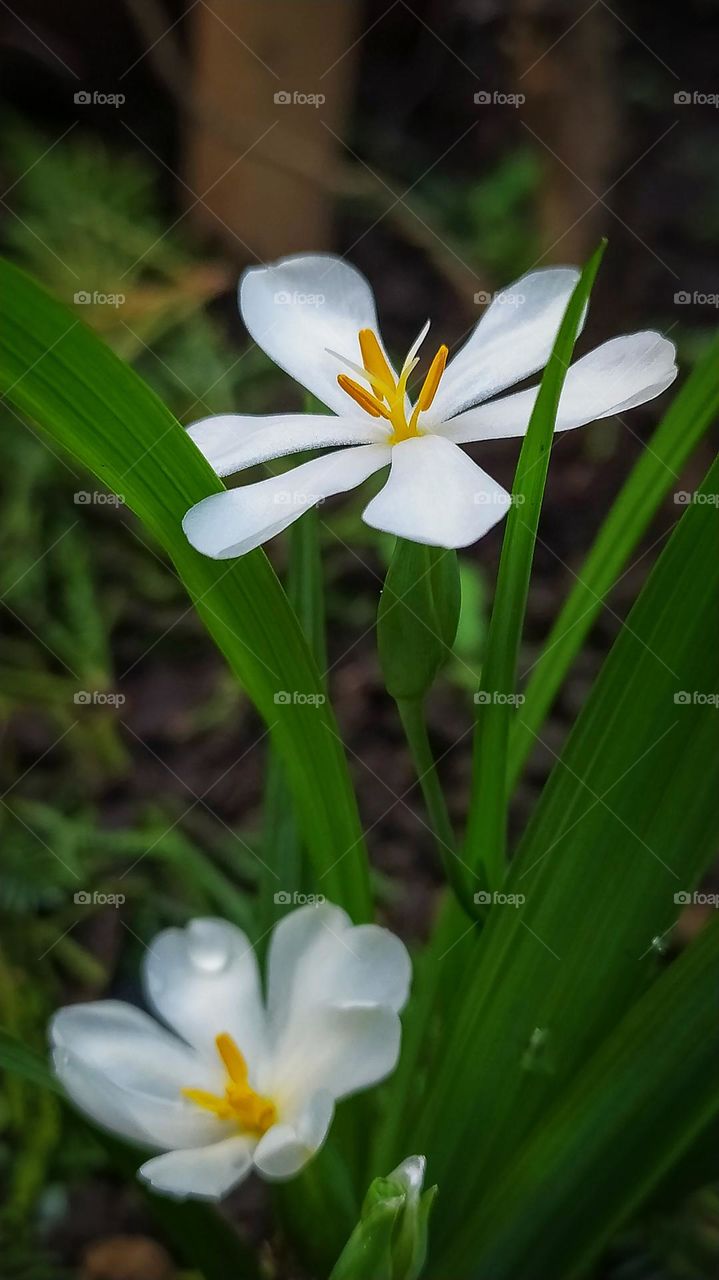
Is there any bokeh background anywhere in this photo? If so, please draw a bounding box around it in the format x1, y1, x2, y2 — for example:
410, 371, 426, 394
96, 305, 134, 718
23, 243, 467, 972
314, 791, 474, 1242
1, 2, 718, 1277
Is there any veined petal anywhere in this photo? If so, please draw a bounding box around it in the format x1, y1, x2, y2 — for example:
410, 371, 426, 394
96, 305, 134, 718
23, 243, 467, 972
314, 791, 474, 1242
143, 919, 267, 1073
187, 413, 390, 479
266, 902, 411, 1033
139, 1135, 254, 1201
270, 1005, 402, 1108
240, 254, 396, 415
425, 267, 581, 424
50, 1003, 224, 1149
252, 1090, 334, 1180
363, 435, 511, 548
183, 444, 390, 560
438, 331, 678, 444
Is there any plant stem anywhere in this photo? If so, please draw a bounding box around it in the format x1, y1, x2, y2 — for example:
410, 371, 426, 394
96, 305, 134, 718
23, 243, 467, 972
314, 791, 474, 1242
396, 697, 482, 924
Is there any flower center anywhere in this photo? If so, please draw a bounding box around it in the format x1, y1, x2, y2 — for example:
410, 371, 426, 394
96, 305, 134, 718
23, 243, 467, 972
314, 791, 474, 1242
182, 1032, 277, 1137
336, 328, 448, 444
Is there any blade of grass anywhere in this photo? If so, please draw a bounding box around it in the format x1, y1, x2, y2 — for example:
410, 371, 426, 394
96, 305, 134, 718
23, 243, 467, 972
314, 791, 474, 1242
466, 242, 606, 888
509, 334, 719, 789
0, 259, 371, 919
441, 918, 719, 1280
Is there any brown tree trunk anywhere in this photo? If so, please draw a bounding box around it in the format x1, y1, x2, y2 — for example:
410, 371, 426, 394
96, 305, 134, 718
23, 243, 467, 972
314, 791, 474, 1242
185, 0, 361, 261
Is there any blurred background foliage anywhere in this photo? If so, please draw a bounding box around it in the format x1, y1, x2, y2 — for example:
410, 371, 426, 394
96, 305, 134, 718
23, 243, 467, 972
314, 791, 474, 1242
0, 0, 717, 1275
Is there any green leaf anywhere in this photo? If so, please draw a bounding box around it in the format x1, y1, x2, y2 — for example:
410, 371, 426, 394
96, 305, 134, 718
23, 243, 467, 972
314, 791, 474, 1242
441, 919, 719, 1279
0, 259, 370, 918
412, 449, 719, 1254
509, 334, 719, 788
466, 242, 606, 888
0, 1029, 62, 1093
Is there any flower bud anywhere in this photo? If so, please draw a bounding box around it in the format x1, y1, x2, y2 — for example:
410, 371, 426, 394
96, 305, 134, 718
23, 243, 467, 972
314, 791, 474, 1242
377, 540, 460, 701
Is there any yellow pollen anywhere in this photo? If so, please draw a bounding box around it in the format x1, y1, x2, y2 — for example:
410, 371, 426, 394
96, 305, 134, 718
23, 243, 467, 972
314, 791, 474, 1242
337, 328, 449, 443
182, 1033, 277, 1137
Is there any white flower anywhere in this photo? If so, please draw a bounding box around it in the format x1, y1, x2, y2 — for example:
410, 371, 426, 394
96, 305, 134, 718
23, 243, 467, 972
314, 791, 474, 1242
182, 254, 677, 557
49, 903, 411, 1201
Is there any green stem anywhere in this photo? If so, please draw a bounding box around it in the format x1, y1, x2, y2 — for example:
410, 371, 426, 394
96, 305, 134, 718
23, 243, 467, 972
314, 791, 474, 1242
396, 697, 481, 924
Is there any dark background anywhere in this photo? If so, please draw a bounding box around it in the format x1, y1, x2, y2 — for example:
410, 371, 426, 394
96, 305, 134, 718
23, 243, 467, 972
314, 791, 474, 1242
1, 2, 717, 1277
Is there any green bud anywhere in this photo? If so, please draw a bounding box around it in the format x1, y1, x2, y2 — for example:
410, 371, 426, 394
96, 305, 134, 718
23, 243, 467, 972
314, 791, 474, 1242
329, 1154, 437, 1280
377, 540, 461, 701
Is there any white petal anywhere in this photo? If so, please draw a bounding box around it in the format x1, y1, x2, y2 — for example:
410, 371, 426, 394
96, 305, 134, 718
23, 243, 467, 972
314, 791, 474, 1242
50, 1003, 224, 1149
426, 267, 581, 423
439, 331, 678, 444
139, 1135, 253, 1201
252, 1091, 334, 1180
240, 253, 395, 415
143, 919, 267, 1073
266, 902, 411, 1032
362, 435, 511, 548
271, 1004, 402, 1106
187, 413, 390, 479
183, 444, 390, 559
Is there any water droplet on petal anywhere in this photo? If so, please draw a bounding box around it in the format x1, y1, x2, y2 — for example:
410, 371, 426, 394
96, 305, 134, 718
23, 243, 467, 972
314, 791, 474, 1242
187, 923, 231, 973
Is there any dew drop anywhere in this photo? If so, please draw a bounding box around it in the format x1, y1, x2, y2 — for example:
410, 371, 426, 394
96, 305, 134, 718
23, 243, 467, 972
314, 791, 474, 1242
187, 924, 231, 973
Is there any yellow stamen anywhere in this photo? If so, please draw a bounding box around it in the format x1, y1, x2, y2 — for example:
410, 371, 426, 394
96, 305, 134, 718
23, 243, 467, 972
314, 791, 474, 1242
336, 328, 449, 444
337, 373, 390, 419
408, 343, 448, 433
358, 328, 395, 398
182, 1033, 277, 1137
416, 344, 448, 413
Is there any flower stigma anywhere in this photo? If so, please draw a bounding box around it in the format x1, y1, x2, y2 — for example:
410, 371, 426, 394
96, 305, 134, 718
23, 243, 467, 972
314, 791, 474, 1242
182, 1032, 277, 1136
335, 328, 449, 443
